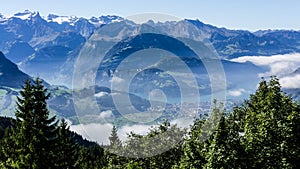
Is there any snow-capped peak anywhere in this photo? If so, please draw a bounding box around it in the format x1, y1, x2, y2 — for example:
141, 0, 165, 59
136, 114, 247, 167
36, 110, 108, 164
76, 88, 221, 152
46, 14, 79, 25
12, 10, 39, 20
0, 13, 10, 24
2, 10, 124, 26
88, 17, 105, 26
88, 15, 123, 26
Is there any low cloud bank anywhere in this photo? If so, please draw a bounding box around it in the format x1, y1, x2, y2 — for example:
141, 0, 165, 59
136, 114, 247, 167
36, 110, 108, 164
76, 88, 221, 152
70, 123, 113, 145
98, 110, 114, 119
70, 117, 194, 145
231, 53, 300, 89
280, 74, 300, 89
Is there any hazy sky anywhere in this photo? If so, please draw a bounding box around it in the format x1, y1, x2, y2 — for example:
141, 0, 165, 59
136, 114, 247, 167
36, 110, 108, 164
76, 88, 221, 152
1, 0, 300, 31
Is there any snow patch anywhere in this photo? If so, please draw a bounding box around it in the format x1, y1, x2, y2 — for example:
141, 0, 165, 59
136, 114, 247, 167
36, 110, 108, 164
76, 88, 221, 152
46, 14, 78, 25
94, 91, 109, 98
12, 10, 38, 20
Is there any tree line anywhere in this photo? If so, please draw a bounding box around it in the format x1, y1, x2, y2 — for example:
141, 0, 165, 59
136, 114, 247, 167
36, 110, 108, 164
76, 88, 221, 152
0, 77, 299, 168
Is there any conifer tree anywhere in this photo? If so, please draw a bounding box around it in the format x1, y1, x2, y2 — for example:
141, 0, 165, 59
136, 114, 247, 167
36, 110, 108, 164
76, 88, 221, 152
109, 125, 122, 150
55, 118, 78, 169
1, 78, 58, 169
107, 125, 124, 168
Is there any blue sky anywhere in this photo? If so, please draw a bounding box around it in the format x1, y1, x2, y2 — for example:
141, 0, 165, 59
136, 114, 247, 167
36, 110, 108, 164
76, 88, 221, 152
1, 0, 300, 31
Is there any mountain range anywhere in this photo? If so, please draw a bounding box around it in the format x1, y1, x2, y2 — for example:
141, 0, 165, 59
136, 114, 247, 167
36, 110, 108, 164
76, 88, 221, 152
1, 10, 300, 124
1, 11, 300, 86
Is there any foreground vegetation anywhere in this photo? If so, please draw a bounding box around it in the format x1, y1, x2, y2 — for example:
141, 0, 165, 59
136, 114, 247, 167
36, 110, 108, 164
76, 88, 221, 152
0, 77, 299, 168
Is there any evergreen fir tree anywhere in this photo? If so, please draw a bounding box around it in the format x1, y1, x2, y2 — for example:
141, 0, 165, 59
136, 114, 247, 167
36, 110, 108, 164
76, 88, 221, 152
76, 145, 107, 169
107, 125, 124, 168
54, 118, 79, 169
109, 125, 122, 150
1, 78, 58, 169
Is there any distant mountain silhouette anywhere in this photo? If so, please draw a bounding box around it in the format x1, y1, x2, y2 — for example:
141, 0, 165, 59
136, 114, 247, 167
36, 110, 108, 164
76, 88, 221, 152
0, 51, 31, 88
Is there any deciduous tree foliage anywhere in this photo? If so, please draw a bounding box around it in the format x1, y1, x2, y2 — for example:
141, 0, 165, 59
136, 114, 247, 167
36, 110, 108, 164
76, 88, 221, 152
243, 77, 300, 168
179, 77, 299, 169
